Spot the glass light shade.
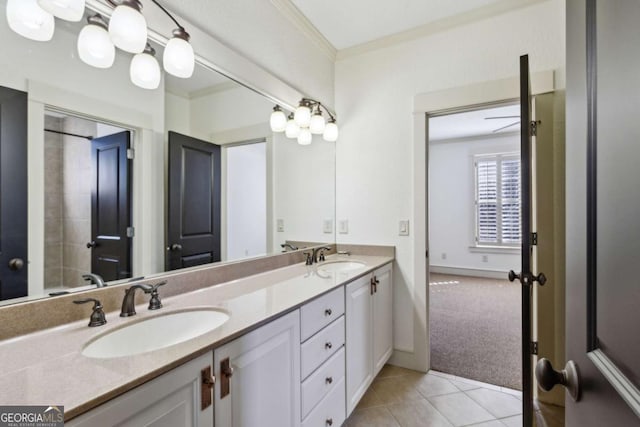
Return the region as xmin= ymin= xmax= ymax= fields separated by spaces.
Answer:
xmin=270 ymin=107 xmax=287 ymax=132
xmin=6 ymin=0 xmax=55 ymax=41
xmin=323 ymin=121 xmax=339 ymax=142
xmin=130 ymin=51 xmax=161 ymax=90
xmin=37 ymin=0 xmax=85 ymax=22
xmin=163 ymin=36 xmax=195 ymax=78
xmin=285 ymin=117 xmax=300 ymax=139
xmin=297 ymin=128 xmax=312 ymax=145
xmin=108 ymin=2 xmax=147 ymax=54
xmin=309 ymin=112 xmax=326 ymax=134
xmin=294 ymin=103 xmax=311 ymax=127
xmin=77 ymin=23 xmax=115 ymax=68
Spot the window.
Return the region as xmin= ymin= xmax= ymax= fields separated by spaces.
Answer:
xmin=474 ymin=153 xmax=521 ymax=246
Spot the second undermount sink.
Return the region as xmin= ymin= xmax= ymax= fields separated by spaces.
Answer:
xmin=317 ymin=260 xmax=366 ymax=273
xmin=82 ymin=309 xmax=229 ymax=359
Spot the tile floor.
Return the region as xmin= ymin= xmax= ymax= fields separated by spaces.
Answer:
xmin=344 ymin=365 xmax=564 ymax=427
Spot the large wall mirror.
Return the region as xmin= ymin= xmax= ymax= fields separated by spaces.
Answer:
xmin=0 ymin=1 xmax=336 ymax=305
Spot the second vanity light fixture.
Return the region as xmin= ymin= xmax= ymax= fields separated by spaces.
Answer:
xmin=270 ymin=99 xmax=339 ymax=144
xmin=6 ymin=0 xmax=195 ymax=90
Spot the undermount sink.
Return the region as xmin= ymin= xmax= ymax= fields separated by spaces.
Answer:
xmin=82 ymin=309 xmax=230 ymax=359
xmin=317 ymin=260 xmax=366 ymax=273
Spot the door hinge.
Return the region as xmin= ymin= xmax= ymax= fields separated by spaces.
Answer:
xmin=126 ymin=227 xmax=135 ymax=238
xmin=530 ymin=120 xmax=540 ymax=137
xmin=531 ymin=341 xmax=539 ymax=355
xmin=426 ymin=250 xmax=429 ymax=258
xmin=127 ymin=148 xmax=135 ymax=159
xmin=531 ymin=232 xmax=538 ymax=246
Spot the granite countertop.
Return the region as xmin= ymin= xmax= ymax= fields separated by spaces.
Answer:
xmin=0 ymin=254 xmax=393 ymax=420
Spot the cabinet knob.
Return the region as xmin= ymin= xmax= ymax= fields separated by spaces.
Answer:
xmin=326 ymin=418 xmax=333 ymax=426
xmin=325 ymin=376 xmax=333 ymax=384
xmin=325 ymin=308 xmax=332 ymax=316
xmin=325 ymin=342 xmax=332 ymax=350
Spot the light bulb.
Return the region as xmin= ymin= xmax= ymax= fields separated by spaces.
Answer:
xmin=294 ymin=101 xmax=311 ymax=127
xmin=77 ymin=15 xmax=115 ymax=69
xmin=285 ymin=115 xmax=300 ymax=139
xmin=130 ymin=45 xmax=161 ymax=90
xmin=37 ymin=0 xmax=84 ymax=22
xmin=163 ymin=28 xmax=195 ymax=78
xmin=309 ymin=110 xmax=326 ymax=134
xmin=108 ymin=0 xmax=147 ymax=54
xmin=298 ymin=128 xmax=312 ymax=145
xmin=6 ymin=0 xmax=55 ymax=42
xmin=323 ymin=120 xmax=339 ymax=142
xmin=270 ymin=106 xmax=287 ymax=132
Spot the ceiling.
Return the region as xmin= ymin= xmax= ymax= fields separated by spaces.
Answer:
xmin=428 ymin=104 xmax=520 ymax=141
xmin=290 ymin=0 xmax=509 ymax=50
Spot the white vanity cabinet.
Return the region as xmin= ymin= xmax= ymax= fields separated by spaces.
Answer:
xmin=345 ymin=263 xmax=393 ymax=416
xmin=213 ymin=309 xmax=301 ymax=427
xmin=66 ymin=352 xmax=215 ymax=427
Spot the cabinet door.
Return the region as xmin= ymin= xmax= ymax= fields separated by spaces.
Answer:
xmin=372 ymin=263 xmax=393 ymax=376
xmin=214 ymin=310 xmax=300 ymax=427
xmin=345 ymin=275 xmax=373 ymax=416
xmin=66 ymin=352 xmax=214 ymax=427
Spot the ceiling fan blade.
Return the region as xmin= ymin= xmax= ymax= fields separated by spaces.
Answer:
xmin=492 ymin=121 xmax=521 ymax=133
xmin=484 ymin=115 xmax=520 ymax=120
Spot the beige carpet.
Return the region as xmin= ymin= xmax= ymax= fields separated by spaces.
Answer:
xmin=429 ymin=273 xmax=522 ymax=390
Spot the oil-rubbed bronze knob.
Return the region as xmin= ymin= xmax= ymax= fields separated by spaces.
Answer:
xmin=86 ymin=241 xmax=97 ymax=248
xmin=325 ymin=308 xmax=332 ymax=316
xmin=325 ymin=376 xmax=333 ymax=384
xmin=535 ymin=358 xmax=580 ymax=401
xmin=8 ymin=258 xmax=24 ymax=271
xmin=326 ymin=418 xmax=333 ymax=426
xmin=325 ymin=342 xmax=332 ymax=350
xmin=167 ymin=243 xmax=182 ymax=251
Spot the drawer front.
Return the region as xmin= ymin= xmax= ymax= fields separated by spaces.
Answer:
xmin=302 ymin=376 xmax=346 ymax=427
xmin=301 ymin=286 xmax=345 ymax=342
xmin=301 ymin=347 xmax=345 ymax=418
xmin=301 ymin=316 xmax=345 ymax=380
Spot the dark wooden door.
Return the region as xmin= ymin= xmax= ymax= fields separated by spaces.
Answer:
xmin=89 ymin=131 xmax=132 ymax=281
xmin=167 ymin=131 xmax=221 ymax=270
xmin=563 ymin=1 xmax=640 ymax=425
xmin=0 ymin=86 xmax=27 ymax=301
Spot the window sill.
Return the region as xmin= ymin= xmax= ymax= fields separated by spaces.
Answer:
xmin=468 ymin=245 xmax=520 ymax=254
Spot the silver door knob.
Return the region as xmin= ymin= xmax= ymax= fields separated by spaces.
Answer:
xmin=535 ymin=358 xmax=580 ymax=401
xmin=8 ymin=258 xmax=24 ymax=271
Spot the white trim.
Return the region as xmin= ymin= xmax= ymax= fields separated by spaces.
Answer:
xmin=429 ymin=266 xmax=509 ymax=280
xmin=588 ymin=349 xmax=640 ymax=419
xmin=468 ymin=246 xmax=520 ymax=254
xmin=270 ymin=0 xmax=337 ymax=61
xmin=336 ymin=0 xmax=548 ymax=60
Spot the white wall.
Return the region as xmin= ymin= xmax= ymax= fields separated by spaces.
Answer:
xmin=429 ymin=134 xmax=520 ymax=273
xmin=335 ymin=0 xmax=565 ymax=366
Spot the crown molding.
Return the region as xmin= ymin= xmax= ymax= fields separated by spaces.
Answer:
xmin=270 ymin=0 xmax=337 ymax=61
xmin=336 ymin=0 xmax=548 ymax=60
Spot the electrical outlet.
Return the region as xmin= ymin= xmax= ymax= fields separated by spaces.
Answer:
xmin=399 ymin=220 xmax=410 ymax=236
xmin=277 ymin=219 xmax=284 ymax=232
xmin=441 ymin=253 xmax=447 ymax=260
xmin=339 ymin=220 xmax=349 ymax=234
xmin=482 ymin=255 xmax=489 ymax=263
xmin=323 ymin=219 xmax=333 ymax=234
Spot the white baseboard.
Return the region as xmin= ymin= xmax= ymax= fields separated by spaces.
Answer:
xmin=429 ymin=265 xmax=509 ymax=280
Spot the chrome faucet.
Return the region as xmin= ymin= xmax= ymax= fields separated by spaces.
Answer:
xmin=82 ymin=273 xmax=106 ymax=288
xmin=312 ymin=246 xmax=332 ymax=264
xmin=120 ymin=284 xmax=153 ymax=317
xmin=281 ymin=243 xmax=299 ymax=252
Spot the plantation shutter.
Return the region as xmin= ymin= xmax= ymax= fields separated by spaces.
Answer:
xmin=476 ymin=159 xmax=498 ymax=243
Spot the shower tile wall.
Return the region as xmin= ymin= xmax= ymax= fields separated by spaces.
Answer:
xmin=44 ymin=116 xmax=63 ymax=289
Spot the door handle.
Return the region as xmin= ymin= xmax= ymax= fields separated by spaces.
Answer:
xmin=86 ymin=241 xmax=98 ymax=249
xmin=167 ymin=243 xmax=183 ymax=251
xmin=535 ymin=358 xmax=580 ymax=401
xmin=508 ymin=270 xmax=547 ymax=286
xmin=8 ymin=258 xmax=24 ymax=271
xmin=200 ymin=366 xmax=215 ymax=410
xmin=220 ymin=357 xmax=234 ymax=399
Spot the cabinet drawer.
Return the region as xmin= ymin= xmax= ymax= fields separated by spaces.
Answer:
xmin=301 ymin=286 xmax=345 ymax=342
xmin=301 ymin=376 xmax=346 ymax=427
xmin=301 ymin=316 xmax=345 ymax=380
xmin=301 ymin=347 xmax=345 ymax=418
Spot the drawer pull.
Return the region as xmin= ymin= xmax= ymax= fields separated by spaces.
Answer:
xmin=326 ymin=418 xmax=333 ymax=426
xmin=325 ymin=308 xmax=332 ymax=316
xmin=325 ymin=376 xmax=333 ymax=384
xmin=325 ymin=342 xmax=332 ymax=350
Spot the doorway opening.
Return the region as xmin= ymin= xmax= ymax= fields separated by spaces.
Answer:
xmin=427 ymin=102 xmax=523 ymax=391
xmin=43 ymin=109 xmax=132 ymax=291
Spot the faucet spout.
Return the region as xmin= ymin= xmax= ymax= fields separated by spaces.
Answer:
xmin=83 ymin=273 xmax=106 ymax=288
xmin=281 ymin=243 xmax=299 ymax=252
xmin=312 ymin=246 xmax=332 ymax=264
xmin=120 ymin=284 xmax=153 ymax=317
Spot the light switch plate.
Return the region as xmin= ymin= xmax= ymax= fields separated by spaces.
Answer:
xmin=323 ymin=219 xmax=333 ymax=234
xmin=277 ymin=219 xmax=284 ymax=232
xmin=339 ymin=220 xmax=349 ymax=234
xmin=399 ymin=220 xmax=410 ymax=236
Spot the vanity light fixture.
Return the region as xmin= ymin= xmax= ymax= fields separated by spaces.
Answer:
xmin=163 ymin=27 xmax=195 ymax=78
xmin=270 ymin=105 xmax=287 ymax=132
xmin=107 ymin=0 xmax=147 ymax=54
xmin=130 ymin=43 xmax=161 ymax=90
xmin=270 ymin=98 xmax=338 ymax=143
xmin=77 ymin=14 xmax=115 ymax=69
xmin=37 ymin=0 xmax=85 ymax=22
xmin=6 ymin=0 xmax=55 ymax=42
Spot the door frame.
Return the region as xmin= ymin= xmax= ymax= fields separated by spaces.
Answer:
xmin=406 ymin=70 xmax=556 ymax=375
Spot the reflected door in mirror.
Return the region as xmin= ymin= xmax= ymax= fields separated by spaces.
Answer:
xmin=168 ymin=132 xmax=221 ymax=270
xmin=0 ymin=86 xmax=28 ymax=301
